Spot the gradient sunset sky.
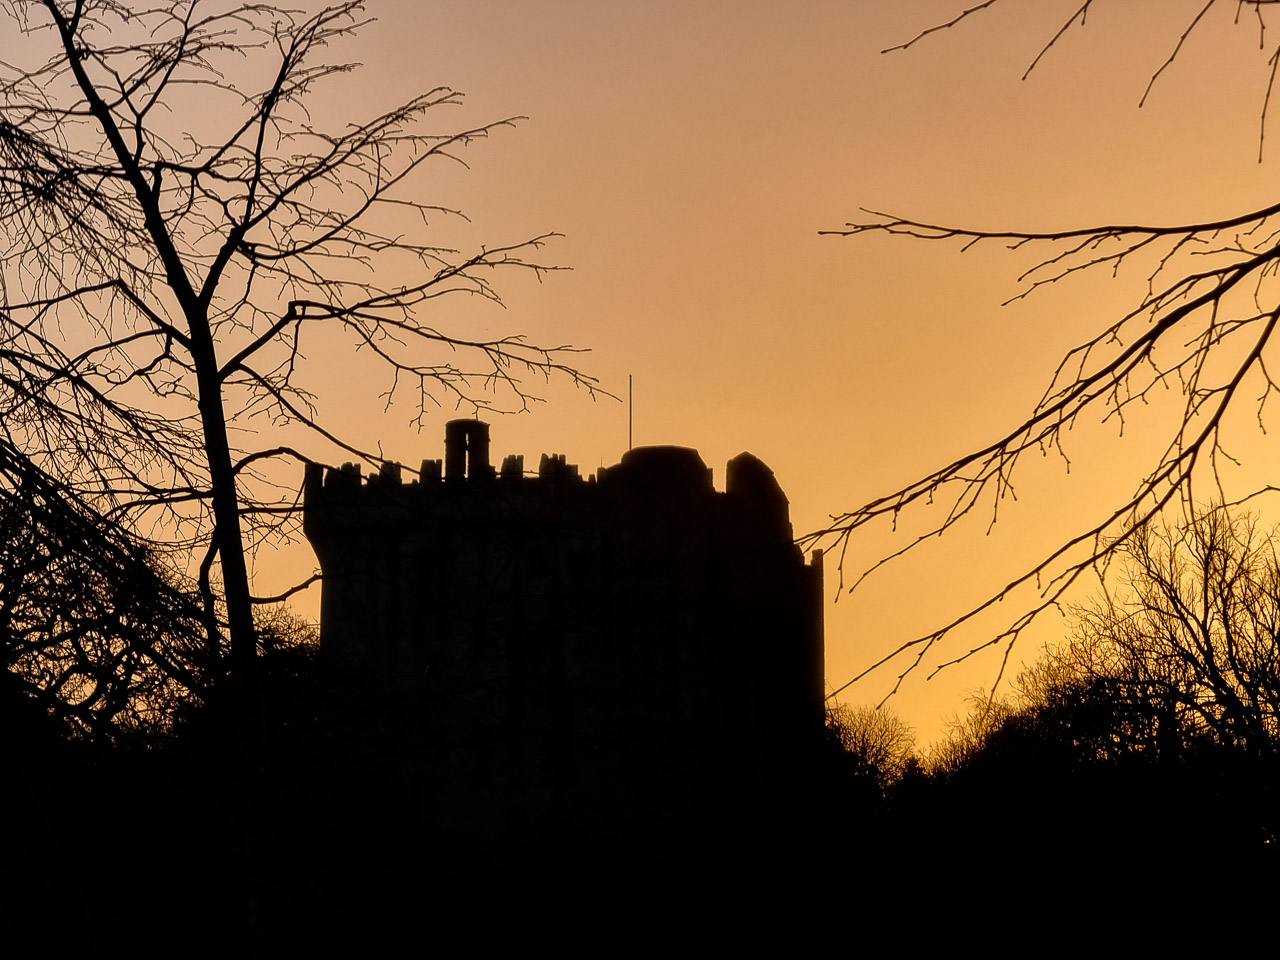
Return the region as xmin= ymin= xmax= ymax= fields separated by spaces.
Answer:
xmin=56 ymin=0 xmax=1280 ymax=745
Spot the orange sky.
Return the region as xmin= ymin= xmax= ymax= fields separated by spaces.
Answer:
xmin=10 ymin=1 xmax=1276 ymax=746
xmin=243 ymin=0 xmax=1280 ymax=746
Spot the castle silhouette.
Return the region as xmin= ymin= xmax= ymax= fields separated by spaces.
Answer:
xmin=304 ymin=419 xmax=824 ymax=862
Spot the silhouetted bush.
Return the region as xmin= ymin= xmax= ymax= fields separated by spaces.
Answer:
xmin=914 ymin=510 xmax=1280 ymax=874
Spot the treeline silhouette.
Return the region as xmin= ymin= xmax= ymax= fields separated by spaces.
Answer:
xmin=7 ymin=502 xmax=1280 ymax=938
xmin=830 ymin=508 xmax=1280 ymax=892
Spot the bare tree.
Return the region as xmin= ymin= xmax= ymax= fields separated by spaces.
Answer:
xmin=0 ymin=0 xmax=598 ymax=717
xmin=1066 ymin=507 xmax=1280 ymax=757
xmin=923 ymin=694 xmax=1012 ymax=781
xmin=927 ymin=507 xmax=1280 ymax=773
xmin=816 ymin=1 xmax=1280 ymax=698
xmin=826 ymin=702 xmax=916 ymax=786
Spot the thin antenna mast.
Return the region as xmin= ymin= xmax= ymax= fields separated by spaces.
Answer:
xmin=628 ymin=374 xmax=633 ymax=451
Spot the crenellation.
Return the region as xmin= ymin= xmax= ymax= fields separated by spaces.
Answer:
xmin=320 ymin=461 xmax=361 ymax=494
xmin=500 ymin=453 xmax=524 ymax=478
xmin=537 ymin=451 xmax=580 ymax=480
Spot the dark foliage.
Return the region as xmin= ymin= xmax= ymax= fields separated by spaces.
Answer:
xmin=0 ymin=438 xmax=206 ymax=741
xmin=899 ymin=512 xmax=1280 ymax=878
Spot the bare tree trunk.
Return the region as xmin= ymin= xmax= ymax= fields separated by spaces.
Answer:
xmin=190 ymin=324 xmax=259 ymax=719
xmin=47 ymin=2 xmax=258 ymax=712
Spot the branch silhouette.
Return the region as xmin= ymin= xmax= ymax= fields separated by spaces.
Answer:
xmin=0 ymin=0 xmax=600 ymax=720
xmin=817 ymin=3 xmax=1280 ymax=699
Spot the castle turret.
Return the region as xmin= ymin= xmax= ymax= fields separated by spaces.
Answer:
xmin=445 ymin=418 xmax=492 ymax=481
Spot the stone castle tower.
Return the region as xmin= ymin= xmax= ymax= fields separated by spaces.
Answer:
xmin=303 ymin=419 xmax=824 ymax=851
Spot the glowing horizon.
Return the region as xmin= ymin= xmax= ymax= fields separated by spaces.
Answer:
xmin=9 ymin=0 xmax=1280 ymax=747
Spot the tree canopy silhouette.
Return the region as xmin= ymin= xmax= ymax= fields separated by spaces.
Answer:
xmin=0 ymin=435 xmax=206 ymax=740
xmin=915 ymin=510 xmax=1280 ymax=861
xmin=0 ymin=0 xmax=597 ymax=716
xmin=1059 ymin=507 xmax=1280 ymax=758
xmin=825 ymin=702 xmax=915 ymax=790
xmin=818 ymin=1 xmax=1280 ymax=697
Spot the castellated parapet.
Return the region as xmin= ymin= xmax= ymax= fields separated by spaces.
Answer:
xmin=303 ymin=419 xmax=824 ymax=852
